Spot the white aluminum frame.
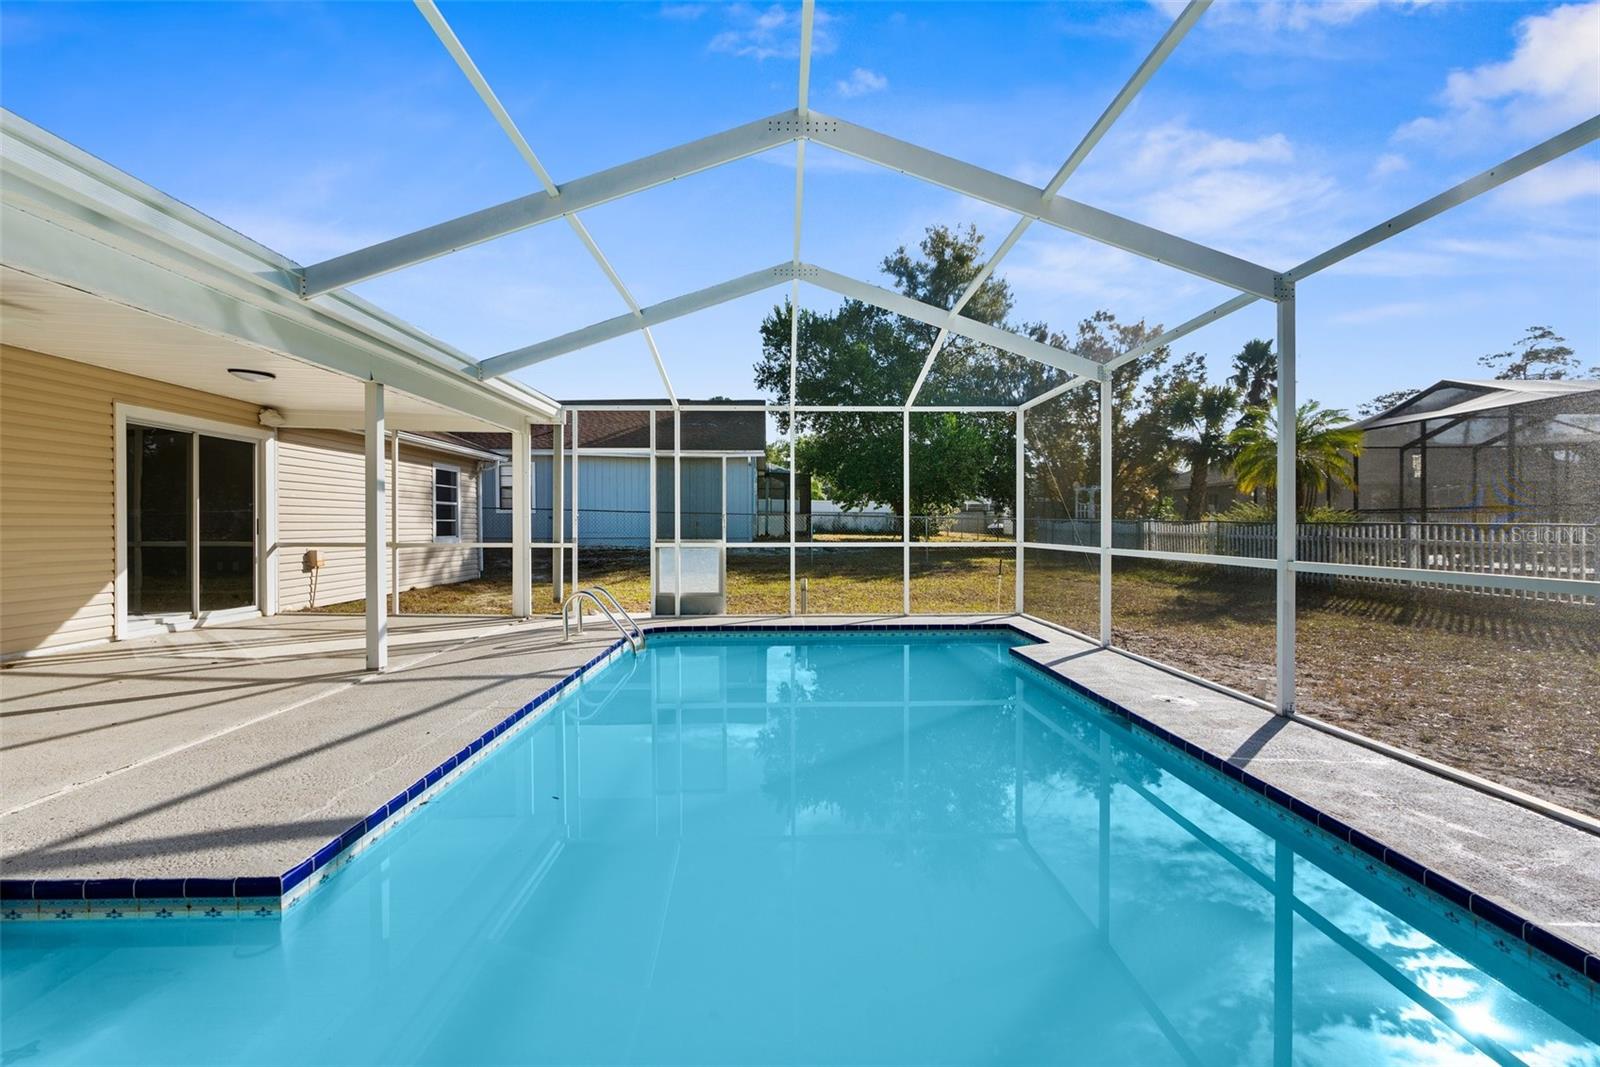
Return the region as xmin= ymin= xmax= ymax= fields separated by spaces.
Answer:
xmin=273 ymin=1 xmax=1598 ymax=720
xmin=431 ymin=462 xmax=463 ymax=544
xmin=413 ymin=0 xmax=679 ymax=404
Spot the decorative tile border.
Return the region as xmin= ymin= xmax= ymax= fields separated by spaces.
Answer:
xmin=1 ymin=637 xmax=634 ymax=923
xmin=1003 ymin=642 xmax=1600 ymax=990
xmin=4 ymin=614 xmax=1594 ymax=998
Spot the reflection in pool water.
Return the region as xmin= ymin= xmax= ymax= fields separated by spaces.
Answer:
xmin=2 ymin=631 xmax=1596 ymax=1065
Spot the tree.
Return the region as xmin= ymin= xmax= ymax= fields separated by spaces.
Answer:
xmin=1022 ymin=313 xmax=1206 ymax=522
xmin=754 ymin=223 xmax=1208 ymax=526
xmin=1229 ymin=339 xmax=1277 ymax=410
xmin=1227 ymin=400 xmax=1363 ymax=518
xmin=1171 ymin=381 xmax=1240 ymax=520
xmin=1357 ymin=388 xmax=1420 ymax=418
xmin=1477 ymin=326 xmax=1595 ymax=380
xmin=753 ymin=225 xmax=1023 ymax=524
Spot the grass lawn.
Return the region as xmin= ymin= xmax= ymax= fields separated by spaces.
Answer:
xmin=305 ymin=550 xmax=1599 ymax=816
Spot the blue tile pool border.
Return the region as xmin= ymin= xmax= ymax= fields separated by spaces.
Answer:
xmin=3 ymin=616 xmax=1595 ymax=991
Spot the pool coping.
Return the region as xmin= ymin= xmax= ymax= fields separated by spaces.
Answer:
xmin=3 ymin=618 xmax=1596 ymax=989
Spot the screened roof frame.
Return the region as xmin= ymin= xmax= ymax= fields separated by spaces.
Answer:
xmin=290 ymin=0 xmax=1599 ymax=422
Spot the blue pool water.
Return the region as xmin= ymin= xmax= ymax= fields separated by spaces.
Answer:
xmin=2 ymin=630 xmax=1596 ymax=1065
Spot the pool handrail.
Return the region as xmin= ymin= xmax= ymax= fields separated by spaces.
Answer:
xmin=586 ymin=586 xmax=644 ymax=646
xmin=561 ymin=589 xmax=643 ymax=654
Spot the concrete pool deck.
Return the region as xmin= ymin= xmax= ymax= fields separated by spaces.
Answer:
xmin=1 ymin=612 xmax=1596 ymax=965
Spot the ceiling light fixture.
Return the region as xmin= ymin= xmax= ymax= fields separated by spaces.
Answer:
xmin=228 ymin=368 xmax=276 ymax=383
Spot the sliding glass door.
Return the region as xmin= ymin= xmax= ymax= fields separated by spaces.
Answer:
xmin=125 ymin=423 xmax=257 ymax=620
xmin=125 ymin=425 xmax=192 ymax=616
xmin=199 ymin=435 xmax=256 ymax=611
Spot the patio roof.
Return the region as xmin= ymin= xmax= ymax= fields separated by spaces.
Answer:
xmin=0 ymin=109 xmax=561 ymax=433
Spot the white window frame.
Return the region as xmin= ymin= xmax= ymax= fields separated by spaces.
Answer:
xmin=113 ymin=403 xmax=277 ymax=640
xmin=433 ymin=462 xmax=462 ymax=543
xmin=495 ymin=460 xmax=533 ymax=512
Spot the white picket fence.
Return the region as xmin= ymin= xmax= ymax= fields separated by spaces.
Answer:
xmin=1026 ymin=519 xmax=1597 ymax=601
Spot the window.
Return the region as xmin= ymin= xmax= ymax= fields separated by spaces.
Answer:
xmin=495 ymin=462 xmax=532 ymax=511
xmin=434 ymin=465 xmax=460 ymax=541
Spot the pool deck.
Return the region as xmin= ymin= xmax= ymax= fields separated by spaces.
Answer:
xmin=2 ymin=612 xmax=1597 ymax=968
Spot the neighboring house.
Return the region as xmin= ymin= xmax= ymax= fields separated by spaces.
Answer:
xmin=456 ymin=403 xmax=776 ymax=548
xmin=1161 ymin=379 xmax=1600 ymax=522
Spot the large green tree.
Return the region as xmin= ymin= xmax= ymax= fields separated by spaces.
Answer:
xmin=754 ymin=225 xmax=1023 ymax=524
xmin=755 ymin=223 xmax=1208 ymax=526
xmin=997 ymin=311 xmax=1211 ymax=523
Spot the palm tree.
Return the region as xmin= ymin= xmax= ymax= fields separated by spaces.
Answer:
xmin=1228 ymin=400 xmax=1362 ymax=517
xmin=1229 ymin=339 xmax=1277 ymax=411
xmin=1172 ymin=382 xmax=1240 ymax=520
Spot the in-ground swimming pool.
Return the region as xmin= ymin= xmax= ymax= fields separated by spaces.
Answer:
xmin=2 ymin=629 xmax=1596 ymax=1065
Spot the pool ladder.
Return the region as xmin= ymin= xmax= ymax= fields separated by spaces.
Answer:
xmin=561 ymin=586 xmax=645 ymax=654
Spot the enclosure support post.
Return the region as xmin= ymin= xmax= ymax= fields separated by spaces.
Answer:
xmin=674 ymin=408 xmax=682 ymax=617
xmin=1014 ymin=407 xmax=1025 ymax=614
xmin=788 ymin=285 xmax=799 ymax=617
xmin=390 ymin=432 xmax=401 ymax=617
xmin=1098 ymin=373 xmax=1112 ymax=647
xmin=363 ymin=380 xmax=388 ymax=672
xmin=1275 ymin=285 xmax=1297 ymax=714
xmin=552 ymin=412 xmax=565 ymax=603
xmin=649 ymin=409 xmax=658 ymax=615
xmin=511 ymin=422 xmax=531 ymax=618
xmin=572 ymin=410 xmax=581 ymax=593
xmin=902 ymin=410 xmax=911 ymax=615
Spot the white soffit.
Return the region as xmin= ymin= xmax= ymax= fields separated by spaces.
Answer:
xmin=0 ymin=267 xmax=504 ymax=431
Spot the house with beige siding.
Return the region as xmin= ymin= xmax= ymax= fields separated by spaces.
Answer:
xmin=0 ymin=110 xmax=559 ymax=669
xmin=273 ymin=427 xmax=498 ymax=613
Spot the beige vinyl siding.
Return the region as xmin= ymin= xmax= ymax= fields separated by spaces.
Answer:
xmin=0 ymin=345 xmax=259 ymax=657
xmin=276 ymin=430 xmax=483 ymax=612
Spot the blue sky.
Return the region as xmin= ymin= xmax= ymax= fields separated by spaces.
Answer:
xmin=2 ymin=0 xmax=1597 ymax=412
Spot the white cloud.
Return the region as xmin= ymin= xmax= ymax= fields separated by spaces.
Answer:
xmin=1077 ymin=121 xmax=1338 ymax=258
xmin=659 ymin=3 xmax=708 ymax=20
xmin=1370 ymin=152 xmax=1409 ymax=179
xmin=1124 ymin=125 xmax=1293 ymax=179
xmin=706 ymin=3 xmax=836 ymax=61
xmin=1152 ymin=0 xmax=1436 ymax=33
xmin=1493 ymin=156 xmax=1600 ymax=208
xmin=1006 ymin=234 xmax=1175 ymax=308
xmin=1329 ymin=231 xmax=1596 ymax=278
xmin=1397 ymin=1 xmax=1600 ymax=145
xmin=834 ymin=67 xmax=887 ymax=98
